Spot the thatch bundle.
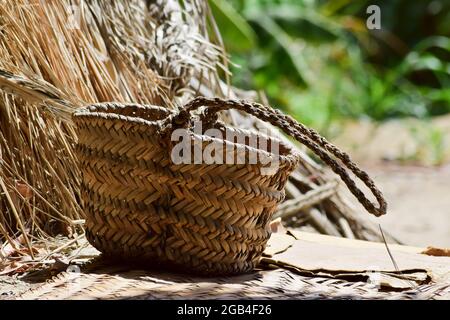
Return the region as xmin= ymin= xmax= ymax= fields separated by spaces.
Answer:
xmin=0 ymin=0 xmax=395 ymax=254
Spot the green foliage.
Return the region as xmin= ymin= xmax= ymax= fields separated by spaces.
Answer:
xmin=209 ymin=0 xmax=257 ymax=52
xmin=211 ymin=0 xmax=450 ymax=130
xmin=407 ymin=122 xmax=446 ymax=166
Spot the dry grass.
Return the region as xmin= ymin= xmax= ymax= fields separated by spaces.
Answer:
xmin=0 ymin=0 xmax=227 ymax=252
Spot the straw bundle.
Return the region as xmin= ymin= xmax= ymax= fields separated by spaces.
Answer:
xmin=0 ymin=0 xmax=395 ymax=253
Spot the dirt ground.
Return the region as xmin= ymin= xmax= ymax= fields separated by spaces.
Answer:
xmin=365 ymin=164 xmax=450 ymax=248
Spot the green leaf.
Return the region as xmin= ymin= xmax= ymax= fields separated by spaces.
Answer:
xmin=403 ymin=53 xmax=450 ymax=75
xmin=247 ymin=15 xmax=311 ymax=86
xmin=423 ymin=88 xmax=450 ymax=103
xmin=209 ymin=0 xmax=256 ymax=53
xmin=255 ymin=4 xmax=349 ymax=40
xmin=413 ymin=36 xmax=450 ymax=53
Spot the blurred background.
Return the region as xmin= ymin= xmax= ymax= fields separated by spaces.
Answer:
xmin=210 ymin=0 xmax=450 ymax=247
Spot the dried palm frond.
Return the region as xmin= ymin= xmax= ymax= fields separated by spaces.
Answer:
xmin=0 ymin=0 xmax=227 ymax=249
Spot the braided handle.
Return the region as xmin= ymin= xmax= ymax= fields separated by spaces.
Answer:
xmin=168 ymin=97 xmax=387 ymax=217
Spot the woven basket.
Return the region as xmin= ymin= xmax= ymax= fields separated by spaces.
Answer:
xmin=73 ymin=97 xmax=386 ymax=275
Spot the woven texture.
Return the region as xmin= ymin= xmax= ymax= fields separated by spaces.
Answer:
xmin=73 ymin=102 xmax=298 ymax=274
xmin=73 ymin=97 xmax=387 ymax=275
xmin=17 ymin=266 xmax=450 ymax=300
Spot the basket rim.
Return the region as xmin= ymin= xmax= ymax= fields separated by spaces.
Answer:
xmin=73 ymin=102 xmax=171 ymax=123
xmin=73 ymin=102 xmax=301 ymax=167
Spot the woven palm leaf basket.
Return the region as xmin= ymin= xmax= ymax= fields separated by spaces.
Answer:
xmin=73 ymin=97 xmax=387 ymax=275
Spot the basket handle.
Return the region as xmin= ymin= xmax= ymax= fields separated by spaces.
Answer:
xmin=164 ymin=97 xmax=387 ymax=217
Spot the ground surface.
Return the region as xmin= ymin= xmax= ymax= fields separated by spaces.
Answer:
xmin=367 ymin=164 xmax=450 ymax=248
